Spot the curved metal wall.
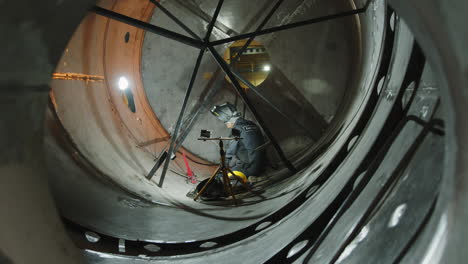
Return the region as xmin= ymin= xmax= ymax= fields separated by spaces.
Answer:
xmin=0 ymin=0 xmax=466 ymax=263
xmin=49 ymin=0 xmax=216 ymax=205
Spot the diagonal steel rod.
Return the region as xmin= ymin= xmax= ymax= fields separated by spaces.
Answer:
xmin=173 ymin=73 xmax=224 ymax=153
xmin=170 ymin=0 xmax=279 ymax=155
xmin=231 ymin=69 xmax=321 ymax=140
xmin=173 ymin=0 xmax=238 ymax=37
xmin=147 ymin=151 xmax=168 ymax=179
xmin=210 ymin=6 xmax=367 ymax=46
xmin=223 ymin=0 xmax=317 ymax=138
xmin=155 ymin=0 xmax=224 ymax=186
xmin=208 ymin=46 xmax=297 ymax=173
xmin=147 ymin=0 xmax=223 ymax=154
xmin=148 ymin=0 xmax=222 ymax=157
xmin=146 ymin=73 xmax=223 ymax=177
xmin=150 ymin=0 xmax=202 ymax=40
xmin=230 ymin=0 xmax=284 ymax=64
xmin=149 ymin=49 xmax=205 ymax=184
xmin=204 ymin=0 xmax=224 ymax=41
xmin=91 ymin=6 xmax=204 ymax=49
xmin=154 ymin=0 xmax=284 ymax=154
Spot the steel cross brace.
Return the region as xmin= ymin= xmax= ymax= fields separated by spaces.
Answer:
xmin=146 ymin=0 xmax=295 ymax=182
xmin=90 ymin=0 xmax=370 ymax=49
xmin=90 ymin=6 xmax=204 ymax=49
xmin=209 ymin=1 xmax=371 ymax=46
xmin=149 ymin=0 xmax=202 ymax=41
xmin=207 ymin=45 xmax=297 ymax=174
xmin=148 ymin=0 xmax=225 ymax=185
xmin=229 ymin=0 xmax=285 ymax=64
xmin=90 ymin=0 xmax=372 ymax=185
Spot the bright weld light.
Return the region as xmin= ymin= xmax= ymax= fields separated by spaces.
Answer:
xmin=263 ymin=65 xmax=271 ymax=72
xmin=118 ymin=76 xmax=129 ymax=90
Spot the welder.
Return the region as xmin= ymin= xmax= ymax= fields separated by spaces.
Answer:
xmin=196 ymin=102 xmax=266 ymax=200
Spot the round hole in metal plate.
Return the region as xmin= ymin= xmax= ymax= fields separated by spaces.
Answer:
xmin=353 ymin=170 xmax=367 ymax=189
xmin=312 ymin=164 xmax=322 ymax=173
xmin=377 ymin=76 xmax=385 ymax=95
xmin=390 ymin=12 xmax=396 ymax=31
xmin=287 ymin=240 xmax=309 ymax=258
xmin=85 ymin=231 xmax=101 ymax=243
xmin=144 ymin=244 xmax=161 ymax=252
xmin=200 ymin=241 xmax=218 ymax=248
xmin=255 ymin=221 xmax=272 ymax=231
xmin=347 ymin=135 xmax=359 ymax=152
xmin=306 ymin=185 xmax=320 ymax=198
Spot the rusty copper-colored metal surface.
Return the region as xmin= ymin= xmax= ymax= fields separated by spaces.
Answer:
xmin=51 ymin=0 xmax=215 ymax=197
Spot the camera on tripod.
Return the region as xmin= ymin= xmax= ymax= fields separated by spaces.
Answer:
xmin=198 ymin=128 xmax=241 ymax=141
xmin=199 ymin=129 xmax=212 ymax=140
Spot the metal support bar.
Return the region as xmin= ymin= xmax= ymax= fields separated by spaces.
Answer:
xmin=143 ymin=76 xmax=223 ymax=176
xmin=154 ymin=1 xmax=224 ymax=186
xmin=210 ymin=7 xmax=367 ymax=46
xmin=208 ymin=46 xmax=297 ymax=173
xmin=173 ymin=0 xmax=238 ymax=37
xmin=143 ymin=0 xmax=369 ymax=182
xmin=146 ymin=151 xmax=168 ymax=180
xmin=91 ymin=6 xmax=204 ymax=49
xmin=204 ymin=0 xmax=224 ymax=41
xmin=173 ymin=73 xmax=224 ymax=153
xmin=148 ymin=0 xmax=223 ymax=155
xmin=231 ymin=69 xmax=319 ymax=140
xmin=146 ymin=0 xmax=225 ymax=156
xmin=146 ymin=0 xmax=224 ymax=165
xmin=150 ymin=0 xmax=202 ymax=40
xmin=230 ymin=0 xmax=284 ymax=64
xmin=150 ymin=49 xmax=205 ymax=184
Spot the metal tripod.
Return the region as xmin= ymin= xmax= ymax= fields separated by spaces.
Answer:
xmin=193 ymin=137 xmax=253 ymax=205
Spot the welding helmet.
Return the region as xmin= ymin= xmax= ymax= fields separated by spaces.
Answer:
xmin=210 ymin=102 xmax=241 ymax=123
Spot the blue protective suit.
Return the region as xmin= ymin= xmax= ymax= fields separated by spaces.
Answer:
xmin=226 ymin=118 xmax=266 ymax=177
